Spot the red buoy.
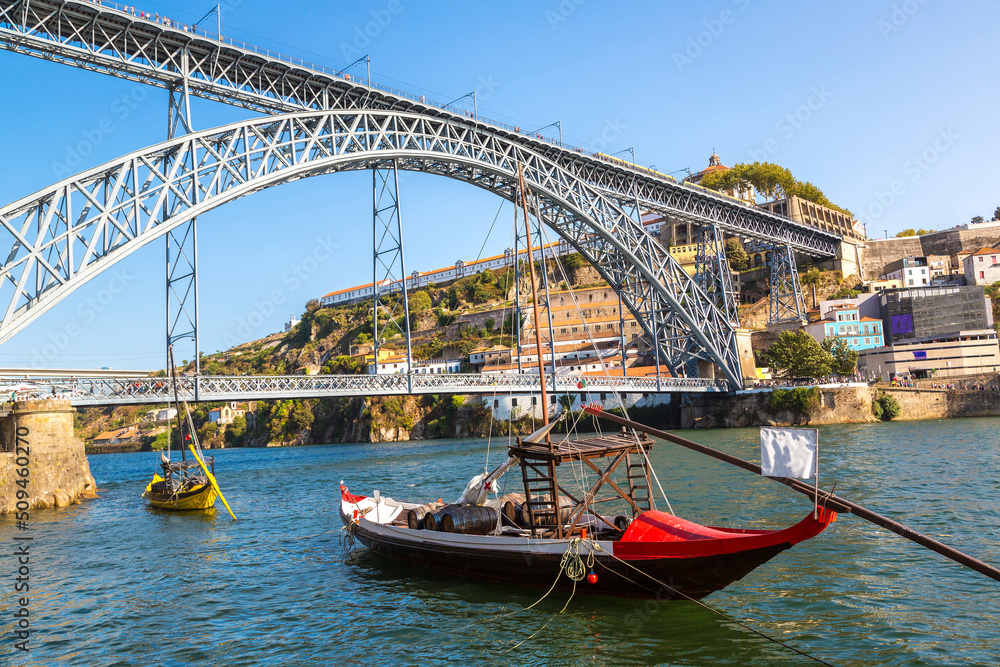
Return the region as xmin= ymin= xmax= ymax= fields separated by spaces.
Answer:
xmin=587 ymin=571 xmax=598 ymax=584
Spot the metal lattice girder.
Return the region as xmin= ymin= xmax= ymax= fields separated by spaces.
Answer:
xmin=371 ymin=159 xmax=412 ymax=364
xmin=769 ymin=245 xmax=807 ymax=324
xmin=165 ymin=82 xmax=199 ymax=376
xmin=0 ymin=0 xmax=840 ymax=258
xmin=0 ymin=110 xmax=747 ymax=386
xmin=0 ymin=372 xmax=730 ymax=406
xmin=695 ymin=224 xmax=739 ymax=326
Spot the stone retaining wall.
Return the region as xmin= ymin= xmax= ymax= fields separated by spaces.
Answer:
xmin=879 ymin=387 xmax=1000 ymax=421
xmin=0 ymin=399 xmax=98 ymax=513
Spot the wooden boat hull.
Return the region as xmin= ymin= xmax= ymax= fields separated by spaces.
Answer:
xmin=143 ymin=474 xmax=217 ymax=511
xmin=340 ymin=486 xmax=835 ymax=600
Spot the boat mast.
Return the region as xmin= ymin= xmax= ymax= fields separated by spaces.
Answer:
xmin=516 ymin=163 xmax=550 ymax=436
xmin=167 ymin=345 xmax=186 ymax=462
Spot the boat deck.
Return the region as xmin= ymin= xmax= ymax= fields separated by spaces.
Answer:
xmin=508 ymin=431 xmax=653 ymax=463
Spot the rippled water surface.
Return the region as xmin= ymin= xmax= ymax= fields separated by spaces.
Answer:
xmin=3 ymin=417 xmax=1000 ymax=666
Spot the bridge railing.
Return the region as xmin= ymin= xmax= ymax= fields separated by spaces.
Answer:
xmin=0 ymin=372 xmax=729 ymax=405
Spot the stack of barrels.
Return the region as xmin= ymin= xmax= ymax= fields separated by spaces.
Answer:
xmin=407 ymin=492 xmax=536 ymax=535
xmin=503 ymin=493 xmax=575 ymax=526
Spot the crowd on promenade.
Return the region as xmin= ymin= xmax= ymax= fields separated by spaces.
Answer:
xmin=87 ymin=0 xmax=203 ymax=34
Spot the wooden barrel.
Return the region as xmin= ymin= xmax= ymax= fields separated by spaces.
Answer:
xmin=442 ymin=505 xmax=500 ymax=535
xmin=501 ymin=493 xmax=526 ymax=526
xmin=407 ymin=502 xmax=443 ymax=530
xmin=423 ymin=504 xmax=462 ymax=531
xmin=520 ymin=496 xmax=575 ymax=526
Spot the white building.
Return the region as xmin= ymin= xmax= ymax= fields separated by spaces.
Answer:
xmin=145 ymin=407 xmax=178 ymax=422
xmin=963 ymin=247 xmax=1000 ymax=286
xmin=485 ymin=391 xmax=670 ymax=421
xmin=882 ymin=257 xmax=930 ymax=287
xmin=318 ymin=215 xmax=665 ymax=309
xmin=367 ymin=357 xmax=461 ymax=375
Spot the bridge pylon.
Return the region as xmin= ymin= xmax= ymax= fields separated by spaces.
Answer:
xmin=768 ymin=244 xmax=807 ymax=324
xmin=694 ymin=224 xmax=739 ymax=326
xmin=165 ymin=73 xmax=200 ymax=390
xmin=372 ymin=159 xmax=413 ymax=386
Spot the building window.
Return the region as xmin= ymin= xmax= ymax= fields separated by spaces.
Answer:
xmin=511 ymin=398 xmax=518 ymax=407
xmin=980 ymin=271 xmax=985 ymax=279
xmin=531 ymin=397 xmax=537 ymax=406
xmin=494 ymin=400 xmax=499 ymax=408
xmin=865 ymin=337 xmax=870 ymax=344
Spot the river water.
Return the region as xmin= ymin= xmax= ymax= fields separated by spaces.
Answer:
xmin=2 ymin=417 xmax=1000 ymax=666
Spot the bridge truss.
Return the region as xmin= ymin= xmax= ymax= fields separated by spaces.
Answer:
xmin=0 ymin=110 xmax=746 ymax=385
xmin=0 ymin=0 xmax=847 ymax=390
xmin=0 ymin=372 xmax=729 ymax=407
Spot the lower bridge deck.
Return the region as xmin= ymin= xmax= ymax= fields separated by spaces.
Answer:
xmin=0 ymin=373 xmax=730 ymax=406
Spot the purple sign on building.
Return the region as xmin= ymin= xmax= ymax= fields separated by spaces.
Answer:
xmin=891 ymin=314 xmax=914 ymax=335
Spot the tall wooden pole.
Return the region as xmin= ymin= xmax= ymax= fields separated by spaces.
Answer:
xmin=517 ymin=164 xmax=550 ymax=432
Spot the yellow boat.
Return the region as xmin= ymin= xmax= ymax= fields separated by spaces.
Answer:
xmin=143 ymin=471 xmax=218 ymax=511
xmin=141 ymin=345 xmax=236 ymax=520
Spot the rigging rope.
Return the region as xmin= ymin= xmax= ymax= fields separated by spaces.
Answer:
xmin=588 ymin=541 xmax=836 ymax=667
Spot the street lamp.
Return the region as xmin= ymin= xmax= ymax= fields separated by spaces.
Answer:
xmin=445 ymin=91 xmax=477 ymax=122
xmin=531 ymin=121 xmax=562 ymax=145
xmin=336 ymin=54 xmax=371 ymax=87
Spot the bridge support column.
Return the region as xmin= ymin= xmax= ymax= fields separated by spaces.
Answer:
xmin=695 ymin=224 xmax=739 ymax=326
xmin=165 ymin=70 xmax=200 ymax=392
xmin=372 ymin=160 xmax=413 ymax=388
xmin=0 ymin=399 xmax=97 ymax=514
xmin=768 ymin=245 xmax=806 ymax=325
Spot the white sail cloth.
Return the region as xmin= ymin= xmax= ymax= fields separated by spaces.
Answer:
xmin=760 ymin=427 xmax=818 ymax=479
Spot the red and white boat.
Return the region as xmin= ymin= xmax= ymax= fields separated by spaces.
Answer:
xmin=339 ymin=422 xmax=836 ymax=600
xmin=340 ymin=165 xmax=835 ymax=599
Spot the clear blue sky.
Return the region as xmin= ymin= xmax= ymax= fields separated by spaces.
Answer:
xmin=1 ymin=0 xmax=997 ymax=370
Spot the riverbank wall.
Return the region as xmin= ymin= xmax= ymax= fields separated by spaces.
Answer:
xmin=680 ymin=384 xmax=876 ymax=429
xmin=1 ymin=399 xmax=98 ymax=513
xmin=879 ymin=387 xmax=1000 ymax=420
xmin=680 ymin=384 xmax=1000 ymax=429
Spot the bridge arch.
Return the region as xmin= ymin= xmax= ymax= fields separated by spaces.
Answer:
xmin=0 ymin=110 xmax=742 ymax=386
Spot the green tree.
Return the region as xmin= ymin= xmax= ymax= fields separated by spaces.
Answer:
xmin=994 ymin=206 xmax=1000 ymax=221
xmin=408 ymin=290 xmax=431 ymax=316
xmin=874 ymin=393 xmax=901 ymax=421
xmin=287 ymin=401 xmax=314 ymax=434
xmin=800 ymin=267 xmax=821 ymax=308
xmin=225 ymin=415 xmax=247 ymax=445
xmin=766 ymin=331 xmax=833 ymax=378
xmin=896 ymin=229 xmax=917 ymax=237
xmin=724 ymin=238 xmax=749 ymax=271
xmin=822 ymin=337 xmax=859 ymax=375
xmin=700 ymin=161 xmax=852 ymax=215
xmin=971 ymin=215 xmax=985 ymax=225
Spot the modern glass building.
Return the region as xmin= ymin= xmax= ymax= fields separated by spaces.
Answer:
xmin=880 ymin=286 xmax=991 ymax=345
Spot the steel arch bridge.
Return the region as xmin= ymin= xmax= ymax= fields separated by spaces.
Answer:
xmin=0 ymin=0 xmax=847 ymax=390
xmin=0 ymin=0 xmax=841 ymax=257
xmin=0 ymin=109 xmax=746 ymax=385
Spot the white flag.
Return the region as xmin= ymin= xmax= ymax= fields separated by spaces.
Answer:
xmin=760 ymin=427 xmax=818 ymax=479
